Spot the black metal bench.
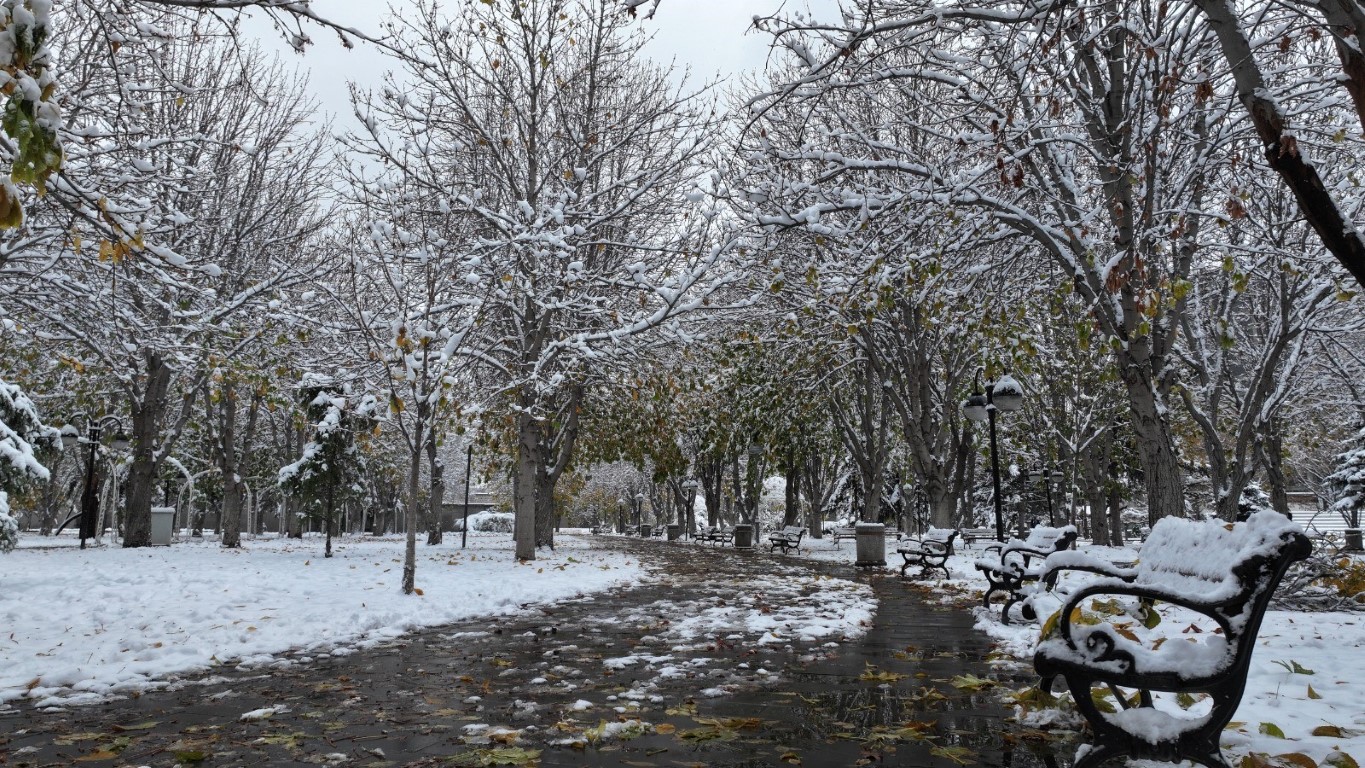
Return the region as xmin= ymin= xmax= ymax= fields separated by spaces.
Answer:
xmin=896 ymin=527 xmax=959 ymax=579
xmin=974 ymin=525 xmax=1077 ymax=624
xmin=767 ymin=525 xmax=806 ymax=554
xmin=1033 ymin=511 xmax=1310 ymax=768
xmin=959 ymin=527 xmax=996 ymax=546
xmin=830 ymin=526 xmax=858 ymax=544
xmin=698 ymin=526 xmax=734 ymax=545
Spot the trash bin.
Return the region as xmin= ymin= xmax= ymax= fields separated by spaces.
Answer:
xmin=1347 ymin=529 xmax=1363 ymax=552
xmin=639 ymin=524 xmax=652 ymax=538
xmin=666 ymin=524 xmax=681 ymax=541
xmin=855 ymin=522 xmax=886 ymax=567
xmin=150 ymin=506 xmax=175 ymax=546
xmin=733 ymin=523 xmax=754 ymax=549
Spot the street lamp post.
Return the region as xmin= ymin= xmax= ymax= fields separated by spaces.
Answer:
xmin=59 ymin=414 xmax=130 ymax=549
xmin=963 ymin=369 xmax=1024 ymax=542
xmin=1028 ymin=468 xmax=1066 ymax=526
xmin=681 ymin=478 xmax=699 ymax=539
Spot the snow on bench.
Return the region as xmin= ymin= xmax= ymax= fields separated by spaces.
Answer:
xmin=1032 ymin=510 xmax=1310 ymax=768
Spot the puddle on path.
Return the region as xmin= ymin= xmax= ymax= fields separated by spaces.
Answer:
xmin=1 ymin=538 xmax=1073 ymax=767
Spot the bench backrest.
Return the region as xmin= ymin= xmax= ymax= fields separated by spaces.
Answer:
xmin=1135 ymin=511 xmax=1310 ymax=637
xmin=1002 ymin=525 xmax=1077 ymax=557
xmin=925 ymin=527 xmax=956 ymax=543
xmin=783 ymin=525 xmax=806 ymax=535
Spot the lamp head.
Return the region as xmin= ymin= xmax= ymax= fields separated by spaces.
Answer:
xmin=60 ymin=424 xmax=80 ymax=449
xmin=111 ymin=432 xmax=131 ymax=452
xmin=991 ymin=374 xmax=1024 ymax=412
xmin=962 ymin=393 xmax=989 ymax=422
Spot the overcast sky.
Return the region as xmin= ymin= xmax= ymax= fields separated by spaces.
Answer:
xmin=243 ymin=1 xmax=839 ymax=130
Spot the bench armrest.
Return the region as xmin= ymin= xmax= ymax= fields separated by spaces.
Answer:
xmin=1055 ymin=581 xmax=1235 ymax=647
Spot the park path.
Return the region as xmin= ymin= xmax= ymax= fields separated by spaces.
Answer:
xmin=1 ymin=537 xmax=1070 ymax=767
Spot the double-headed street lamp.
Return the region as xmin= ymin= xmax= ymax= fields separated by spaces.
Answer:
xmin=59 ymin=414 xmax=130 ymax=549
xmin=962 ymin=369 xmax=1024 ymax=542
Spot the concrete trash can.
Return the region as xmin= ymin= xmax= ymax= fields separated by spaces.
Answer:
xmin=855 ymin=522 xmax=886 ymax=567
xmin=733 ymin=524 xmax=754 ymax=549
xmin=639 ymin=524 xmax=652 ymax=538
xmin=666 ymin=524 xmax=681 ymax=541
xmin=150 ymin=506 xmax=175 ymax=546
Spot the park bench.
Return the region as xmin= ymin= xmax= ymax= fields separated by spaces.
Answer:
xmin=896 ymin=527 xmax=959 ymax=579
xmin=959 ymin=527 xmax=997 ymax=547
xmin=974 ymin=524 xmax=1077 ymax=624
xmin=767 ymin=525 xmax=807 ymax=554
xmin=1033 ymin=510 xmax=1310 ymax=768
xmin=698 ymin=526 xmax=734 ymax=545
xmin=831 ymin=526 xmax=858 ymax=544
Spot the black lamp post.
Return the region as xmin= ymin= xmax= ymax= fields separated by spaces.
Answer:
xmin=461 ymin=444 xmax=473 ymax=549
xmin=682 ymin=478 xmax=699 ymax=538
xmin=1028 ymin=467 xmax=1066 ymax=526
xmin=963 ymin=369 xmax=1024 ymax=542
xmin=59 ymin=414 xmax=129 ymax=549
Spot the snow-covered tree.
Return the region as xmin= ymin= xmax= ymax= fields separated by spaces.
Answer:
xmin=1330 ymin=424 xmax=1365 ymax=532
xmin=353 ymin=0 xmax=733 ymax=560
xmin=5 ymin=13 xmax=329 ymax=547
xmin=278 ymin=376 xmax=379 ymax=558
xmin=0 ymin=377 xmax=55 ymax=551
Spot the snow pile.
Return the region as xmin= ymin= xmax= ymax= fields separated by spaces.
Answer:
xmin=659 ymin=570 xmax=874 ymax=645
xmin=0 ymin=532 xmax=641 ymax=708
xmin=453 ymin=510 xmax=514 ymax=533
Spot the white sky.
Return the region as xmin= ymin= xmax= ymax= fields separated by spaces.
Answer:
xmin=243 ymin=1 xmax=840 ymax=130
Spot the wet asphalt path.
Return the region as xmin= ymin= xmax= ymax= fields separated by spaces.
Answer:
xmin=0 ymin=536 xmax=1071 ymax=767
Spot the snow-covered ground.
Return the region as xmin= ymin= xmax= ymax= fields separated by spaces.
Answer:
xmin=0 ymin=532 xmax=642 ymax=710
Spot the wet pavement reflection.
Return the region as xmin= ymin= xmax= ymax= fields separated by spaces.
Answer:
xmin=1 ymin=537 xmax=1073 ymax=767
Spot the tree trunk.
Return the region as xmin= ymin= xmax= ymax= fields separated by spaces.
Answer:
xmin=700 ymin=455 xmax=722 ymax=527
xmin=1118 ymin=360 xmax=1186 ymax=521
xmin=926 ymin=474 xmax=954 ymax=529
xmin=783 ymin=449 xmax=801 ymax=527
xmin=1257 ymin=427 xmax=1291 ymax=517
xmin=534 ymin=460 xmax=555 ymax=550
xmin=284 ymin=418 xmax=304 ymax=539
xmin=403 ymin=413 xmax=424 ymax=593
xmin=426 ymin=430 xmax=444 ymax=546
xmin=215 ymin=382 xmax=244 ymax=549
xmin=1107 ymin=475 xmax=1125 ymax=545
xmin=39 ymin=451 xmax=65 ymax=536
xmin=513 ymin=407 xmax=539 ymax=561
xmin=123 ymin=353 xmax=172 ymax=548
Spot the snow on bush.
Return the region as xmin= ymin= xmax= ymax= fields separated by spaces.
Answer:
xmin=453 ymin=510 xmax=513 ymax=533
xmin=0 ymin=502 xmax=17 ymax=553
